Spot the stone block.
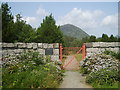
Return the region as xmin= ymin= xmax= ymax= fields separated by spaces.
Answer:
xmin=48 ymin=44 xmax=53 ymax=48
xmin=6 ymin=43 xmax=15 ymax=48
xmin=99 ymin=42 xmax=107 ymax=47
xmin=113 ymin=47 xmax=119 ymax=52
xmin=53 ymin=49 xmax=59 ymax=55
xmin=0 ymin=42 xmax=2 ymax=48
xmin=43 ymin=43 xmax=48 ymax=48
xmin=2 ymin=50 xmax=8 ymax=56
xmin=32 ymin=43 xmax=37 ymax=49
xmin=105 ymin=48 xmax=111 ymax=51
xmin=13 ymin=43 xmax=18 ymax=48
xmin=115 ymin=42 xmax=120 ymax=47
xmin=51 ymin=55 xmax=59 ymax=61
xmin=0 ymin=50 xmax=2 ymax=58
xmin=38 ymin=43 xmax=43 ymax=48
xmin=38 ymin=49 xmax=45 ymax=55
xmin=106 ymin=43 xmax=113 ymax=47
xmin=85 ymin=43 xmax=93 ymax=48
xmin=2 ymin=43 xmax=7 ymax=48
xmin=92 ymin=42 xmax=100 ymax=47
xmin=26 ymin=43 xmax=33 ymax=48
xmin=15 ymin=49 xmax=23 ymax=54
xmin=53 ymin=43 xmax=59 ymax=48
xmin=17 ymin=43 xmax=26 ymax=48
xmin=100 ymin=48 xmax=106 ymax=52
xmin=7 ymin=50 xmax=15 ymax=55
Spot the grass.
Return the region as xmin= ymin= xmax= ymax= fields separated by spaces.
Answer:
xmin=61 ymin=55 xmax=67 ymax=66
xmin=75 ymin=54 xmax=82 ymax=62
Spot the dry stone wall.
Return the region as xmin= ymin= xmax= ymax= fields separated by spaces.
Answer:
xmin=1 ymin=43 xmax=60 ymax=61
xmin=85 ymin=42 xmax=120 ymax=56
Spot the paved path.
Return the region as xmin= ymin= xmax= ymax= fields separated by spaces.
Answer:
xmin=59 ymin=55 xmax=92 ymax=88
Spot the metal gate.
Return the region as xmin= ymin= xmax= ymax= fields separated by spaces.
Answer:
xmin=60 ymin=43 xmax=86 ymax=68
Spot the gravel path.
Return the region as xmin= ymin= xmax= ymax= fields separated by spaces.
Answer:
xmin=59 ymin=71 xmax=93 ymax=88
xmin=59 ymin=55 xmax=93 ymax=88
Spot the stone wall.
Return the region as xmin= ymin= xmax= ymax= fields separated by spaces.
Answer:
xmin=85 ymin=42 xmax=120 ymax=56
xmin=1 ymin=43 xmax=60 ymax=61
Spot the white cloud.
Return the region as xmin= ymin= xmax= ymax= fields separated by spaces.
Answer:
xmin=57 ymin=8 xmax=118 ymax=37
xmin=101 ymin=14 xmax=118 ymax=29
xmin=36 ymin=8 xmax=49 ymax=17
xmin=21 ymin=8 xmax=49 ymax=28
xmin=22 ymin=16 xmax=38 ymax=28
xmin=57 ymin=8 xmax=104 ymax=32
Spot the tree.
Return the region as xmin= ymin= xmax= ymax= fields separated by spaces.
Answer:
xmin=89 ymin=35 xmax=96 ymax=42
xmin=2 ymin=3 xmax=15 ymax=42
xmin=36 ymin=14 xmax=64 ymax=43
xmin=14 ymin=14 xmax=36 ymax=42
xmin=101 ymin=34 xmax=109 ymax=42
xmin=109 ymin=34 xmax=118 ymax=42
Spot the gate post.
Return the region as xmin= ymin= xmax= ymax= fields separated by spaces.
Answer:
xmin=60 ymin=43 xmax=63 ymax=62
xmin=82 ymin=43 xmax=86 ymax=59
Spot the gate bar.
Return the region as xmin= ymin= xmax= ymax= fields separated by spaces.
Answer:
xmin=60 ymin=43 xmax=63 ymax=62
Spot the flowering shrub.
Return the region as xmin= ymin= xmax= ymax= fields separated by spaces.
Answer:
xmin=80 ymin=53 xmax=119 ymax=88
xmin=104 ymin=50 xmax=120 ymax=60
xmin=2 ymin=51 xmax=63 ymax=88
xmin=86 ymin=69 xmax=119 ymax=88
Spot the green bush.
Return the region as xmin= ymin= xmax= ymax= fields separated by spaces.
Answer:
xmin=104 ymin=50 xmax=120 ymax=60
xmin=86 ymin=69 xmax=119 ymax=88
xmin=80 ymin=67 xmax=89 ymax=74
xmin=2 ymin=51 xmax=63 ymax=88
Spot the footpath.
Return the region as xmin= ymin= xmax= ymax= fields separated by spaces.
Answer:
xmin=59 ymin=55 xmax=93 ymax=88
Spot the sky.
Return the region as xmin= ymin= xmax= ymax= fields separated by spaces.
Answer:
xmin=7 ymin=2 xmax=118 ymax=37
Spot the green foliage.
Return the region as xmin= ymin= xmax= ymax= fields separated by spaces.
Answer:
xmin=101 ymin=34 xmax=109 ymax=42
xmin=80 ymin=67 xmax=89 ymax=74
xmin=89 ymin=35 xmax=96 ymax=42
xmin=14 ymin=14 xmax=36 ymax=42
xmin=2 ymin=2 xmax=15 ymax=42
xmin=63 ymin=35 xmax=83 ymax=47
xmin=2 ymin=3 xmax=63 ymax=43
xmin=2 ymin=51 xmax=63 ymax=88
xmin=36 ymin=14 xmax=64 ymax=43
xmin=2 ymin=3 xmax=36 ymax=43
xmin=75 ymin=54 xmax=82 ymax=62
xmin=86 ymin=69 xmax=119 ymax=88
xmin=109 ymin=35 xmax=117 ymax=42
xmin=104 ymin=50 xmax=120 ymax=60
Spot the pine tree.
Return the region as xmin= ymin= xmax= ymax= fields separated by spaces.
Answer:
xmin=89 ymin=35 xmax=96 ymax=42
xmin=36 ymin=14 xmax=64 ymax=43
xmin=101 ymin=34 xmax=109 ymax=42
xmin=2 ymin=3 xmax=15 ymax=42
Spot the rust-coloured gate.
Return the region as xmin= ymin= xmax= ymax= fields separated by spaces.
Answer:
xmin=59 ymin=43 xmax=86 ymax=68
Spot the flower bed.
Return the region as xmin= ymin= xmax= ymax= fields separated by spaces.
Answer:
xmin=2 ymin=51 xmax=64 ymax=88
xmin=80 ymin=53 xmax=119 ymax=88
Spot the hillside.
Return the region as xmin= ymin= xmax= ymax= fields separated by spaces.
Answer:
xmin=60 ymin=24 xmax=89 ymax=39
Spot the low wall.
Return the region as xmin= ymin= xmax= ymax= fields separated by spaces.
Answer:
xmin=85 ymin=42 xmax=120 ymax=56
xmin=1 ymin=43 xmax=60 ymax=61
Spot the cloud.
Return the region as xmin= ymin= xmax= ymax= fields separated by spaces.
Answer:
xmin=21 ymin=8 xmax=50 ymax=28
xmin=57 ymin=8 xmax=118 ymax=37
xmin=101 ymin=13 xmax=118 ymax=29
xmin=36 ymin=8 xmax=49 ymax=17
xmin=57 ymin=8 xmax=104 ymax=32
xmin=22 ymin=16 xmax=38 ymax=28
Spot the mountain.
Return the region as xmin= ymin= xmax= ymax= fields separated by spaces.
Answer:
xmin=60 ymin=24 xmax=89 ymax=39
